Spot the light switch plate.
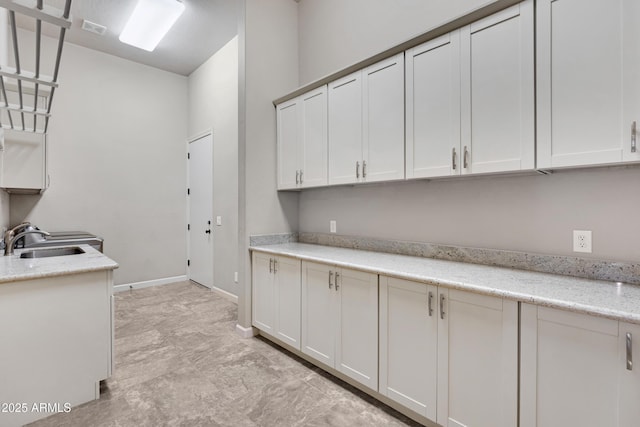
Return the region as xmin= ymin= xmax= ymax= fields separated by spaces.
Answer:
xmin=216 ymin=216 xmax=222 ymax=226
xmin=330 ymin=220 xmax=337 ymax=233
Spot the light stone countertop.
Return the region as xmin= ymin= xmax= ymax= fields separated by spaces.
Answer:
xmin=0 ymin=244 xmax=119 ymax=284
xmin=251 ymin=242 xmax=640 ymax=324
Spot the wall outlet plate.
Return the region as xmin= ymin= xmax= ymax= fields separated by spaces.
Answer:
xmin=573 ymin=230 xmax=592 ymax=253
xmin=234 ymin=272 xmax=238 ymax=283
xmin=216 ymin=216 xmax=222 ymax=226
xmin=330 ymin=220 xmax=337 ymax=233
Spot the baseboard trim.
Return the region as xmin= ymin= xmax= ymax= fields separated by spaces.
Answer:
xmin=114 ymin=275 xmax=188 ymax=293
xmin=235 ymin=324 xmax=258 ymax=338
xmin=209 ymin=285 xmax=238 ymax=304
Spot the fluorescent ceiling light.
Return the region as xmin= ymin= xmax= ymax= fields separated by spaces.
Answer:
xmin=119 ymin=0 xmax=185 ymax=52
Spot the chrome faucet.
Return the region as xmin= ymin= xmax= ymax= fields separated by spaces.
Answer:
xmin=4 ymin=227 xmax=50 ymax=256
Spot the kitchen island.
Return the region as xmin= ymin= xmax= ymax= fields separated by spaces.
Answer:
xmin=0 ymin=245 xmax=118 ymax=427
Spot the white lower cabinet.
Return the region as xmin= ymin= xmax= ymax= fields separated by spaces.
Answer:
xmin=379 ymin=276 xmax=518 ymax=427
xmin=521 ymin=304 xmax=640 ymax=427
xmin=252 ymin=253 xmax=301 ymax=349
xmin=301 ymin=261 xmax=378 ymax=390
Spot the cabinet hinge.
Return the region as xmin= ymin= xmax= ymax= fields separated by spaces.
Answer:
xmin=187 ymin=152 xmax=190 ymax=160
xmin=187 ymin=259 xmax=190 ymax=267
xmin=187 ymin=224 xmax=190 ymax=231
xmin=187 ymin=188 xmax=190 ymax=195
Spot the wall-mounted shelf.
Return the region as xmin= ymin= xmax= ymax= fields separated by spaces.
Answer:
xmin=0 ymin=0 xmax=71 ymax=133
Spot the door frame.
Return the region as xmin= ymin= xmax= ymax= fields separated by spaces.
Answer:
xmin=186 ymin=129 xmax=214 ymax=287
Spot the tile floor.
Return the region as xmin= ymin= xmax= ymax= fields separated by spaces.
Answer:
xmin=28 ymin=281 xmax=421 ymax=427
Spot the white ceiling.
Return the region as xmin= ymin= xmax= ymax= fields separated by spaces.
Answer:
xmin=16 ymin=0 xmax=239 ymax=76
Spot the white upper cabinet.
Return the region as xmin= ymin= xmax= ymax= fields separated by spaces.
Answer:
xmin=362 ymin=54 xmax=405 ymax=183
xmin=406 ymin=1 xmax=534 ymax=180
xmin=0 ymin=129 xmax=48 ymax=193
xmin=300 ymin=88 xmax=328 ymax=187
xmin=276 ymin=86 xmax=328 ymax=190
xmin=328 ymin=72 xmax=363 ymax=185
xmin=461 ymin=0 xmax=535 ymax=175
xmin=537 ymin=0 xmax=640 ymax=168
xmin=328 ymin=54 xmax=405 ymax=185
xmin=406 ymin=33 xmax=461 ymax=179
xmin=277 ymin=97 xmax=301 ymax=190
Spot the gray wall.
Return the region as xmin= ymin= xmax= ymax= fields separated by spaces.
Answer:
xmin=295 ymin=0 xmax=640 ymax=263
xmin=298 ymin=0 xmax=499 ymax=85
xmin=188 ymin=36 xmax=239 ymax=296
xmin=10 ymin=29 xmax=189 ymax=285
xmin=238 ymin=0 xmax=300 ymax=328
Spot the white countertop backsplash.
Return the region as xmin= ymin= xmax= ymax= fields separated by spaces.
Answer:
xmin=251 ymin=242 xmax=640 ymax=324
xmin=0 ymin=244 xmax=119 ymax=284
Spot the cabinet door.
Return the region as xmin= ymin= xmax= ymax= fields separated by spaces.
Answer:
xmin=520 ymin=304 xmax=620 ymax=427
xmin=379 ymin=277 xmax=438 ymax=420
xmin=461 ymin=1 xmax=534 ymax=175
xmin=335 ymin=267 xmax=378 ymax=390
xmin=300 ymin=87 xmax=328 ymax=188
xmin=301 ymin=261 xmax=336 ymax=367
xmin=0 ymin=129 xmax=47 ymax=191
xmin=438 ymin=289 xmax=518 ymax=427
xmin=274 ymin=256 xmax=301 ymax=350
xmin=537 ymin=0 xmax=640 ymax=167
xmin=251 ymin=252 xmax=275 ymax=334
xmin=619 ymin=322 xmax=640 ymax=427
xmin=276 ymin=97 xmax=301 ymax=190
xmin=328 ymin=72 xmax=362 ymax=185
xmin=406 ymin=33 xmax=461 ymax=179
xmin=363 ymin=53 xmax=405 ymax=183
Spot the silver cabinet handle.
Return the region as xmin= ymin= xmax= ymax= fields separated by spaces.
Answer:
xmin=335 ymin=272 xmax=340 ymax=291
xmin=269 ymin=258 xmax=273 ymax=273
xmin=356 ymin=161 xmax=360 ymax=178
xmin=273 ymin=259 xmax=278 ymax=273
xmin=440 ymin=294 xmax=445 ymax=319
xmin=362 ymin=161 xmax=367 ymax=178
xmin=328 ymin=271 xmax=334 ymax=289
xmin=627 ymin=332 xmax=633 ymax=371
xmin=300 ymin=169 xmax=304 ymax=184
xmin=452 ymin=148 xmax=457 ymax=170
xmin=632 ymin=122 xmax=637 ymax=153
xmin=428 ymin=291 xmax=434 ymax=317
xmin=295 ymin=170 xmax=299 ymax=184
xmin=463 ymin=146 xmax=469 ymax=169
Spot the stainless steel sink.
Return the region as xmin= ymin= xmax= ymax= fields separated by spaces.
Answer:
xmin=19 ymin=247 xmax=85 ymax=259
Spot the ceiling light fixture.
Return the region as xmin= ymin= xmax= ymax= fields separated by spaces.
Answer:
xmin=119 ymin=0 xmax=185 ymax=52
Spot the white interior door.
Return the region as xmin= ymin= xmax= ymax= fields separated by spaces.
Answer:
xmin=188 ymin=133 xmax=214 ymax=288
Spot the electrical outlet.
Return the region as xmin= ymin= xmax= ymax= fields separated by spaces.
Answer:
xmin=234 ymin=272 xmax=238 ymax=283
xmin=330 ymin=220 xmax=337 ymax=233
xmin=573 ymin=230 xmax=592 ymax=253
xmin=216 ymin=216 xmax=222 ymax=226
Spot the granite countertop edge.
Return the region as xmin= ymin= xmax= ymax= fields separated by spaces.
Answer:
xmin=250 ymin=243 xmax=640 ymax=325
xmin=0 ymin=244 xmax=119 ymax=284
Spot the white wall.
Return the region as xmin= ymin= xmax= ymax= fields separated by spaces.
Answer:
xmin=238 ymin=0 xmax=300 ymax=328
xmin=188 ymin=36 xmax=239 ymax=296
xmin=298 ymin=0 xmax=499 ymax=84
xmin=295 ymin=0 xmax=640 ymax=263
xmin=10 ymin=30 xmax=188 ymax=285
